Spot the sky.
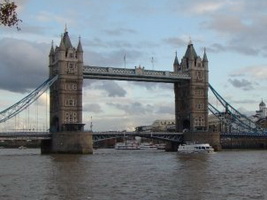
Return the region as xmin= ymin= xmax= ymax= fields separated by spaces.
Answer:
xmin=1 ymin=0 xmax=267 ymax=131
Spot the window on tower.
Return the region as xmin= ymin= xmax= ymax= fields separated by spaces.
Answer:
xmin=65 ymin=98 xmax=76 ymax=106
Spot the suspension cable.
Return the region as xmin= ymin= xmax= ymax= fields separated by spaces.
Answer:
xmin=46 ymin=90 xmax=48 ymax=131
xmin=209 ymin=84 xmax=264 ymax=134
xmin=0 ymin=75 xmax=58 ymax=123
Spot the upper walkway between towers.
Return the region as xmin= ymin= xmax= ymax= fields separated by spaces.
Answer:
xmin=83 ymin=65 xmax=190 ymax=83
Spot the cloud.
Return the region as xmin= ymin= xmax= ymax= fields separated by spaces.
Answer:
xmin=133 ymin=82 xmax=173 ymax=91
xmin=84 ymin=49 xmax=143 ymax=67
xmin=94 ymin=81 xmax=127 ymax=97
xmin=228 ymin=78 xmax=255 ymax=91
xmin=156 ymin=105 xmax=174 ymax=115
xmin=229 ymin=45 xmax=259 ymax=56
xmin=204 ymin=15 xmax=247 ymax=34
xmin=236 ymin=107 xmax=255 ymax=117
xmin=82 ymin=37 xmax=158 ymax=53
xmin=171 ymin=0 xmax=238 ymax=16
xmin=247 ymin=66 xmax=267 ymax=80
xmin=163 ymin=37 xmax=187 ymax=48
xmin=186 ymin=1 xmax=227 ymax=15
xmin=201 ymin=13 xmax=266 ymax=56
xmin=231 ymin=99 xmax=258 ymax=105
xmin=165 ymin=1 xmax=267 ymax=57
xmin=0 ymin=38 xmax=48 ymax=93
xmin=83 ymin=37 xmax=133 ymax=49
xmin=207 ymin=42 xmax=260 ymax=56
xmin=36 ymin=11 xmax=74 ymax=26
xmin=103 ymin=28 xmax=137 ymax=36
xmin=122 ymin=1 xmax=165 ymax=16
xmin=230 ymin=65 xmax=267 ymax=80
xmin=14 ymin=0 xmax=30 ymax=12
xmin=108 ymin=102 xmax=153 ymax=115
xmin=83 ymin=103 xmax=103 ymax=113
xmin=207 ymin=43 xmax=226 ymax=53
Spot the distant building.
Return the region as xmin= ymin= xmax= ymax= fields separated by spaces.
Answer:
xmin=254 ymin=100 xmax=267 ymax=129
xmin=135 ymin=125 xmax=153 ymax=132
xmin=135 ymin=119 xmax=175 ymax=132
xmin=254 ymin=100 xmax=267 ymax=119
xmin=151 ymin=120 xmax=176 ymax=132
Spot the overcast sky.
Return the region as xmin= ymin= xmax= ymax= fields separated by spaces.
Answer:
xmin=1 ymin=0 xmax=267 ymax=131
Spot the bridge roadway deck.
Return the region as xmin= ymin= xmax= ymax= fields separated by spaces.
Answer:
xmin=92 ymin=131 xmax=184 ymax=142
xmin=1 ymin=131 xmax=267 ymax=142
xmin=0 ymin=131 xmax=184 ymax=142
xmin=83 ymin=65 xmax=190 ymax=83
xmin=0 ymin=132 xmax=51 ymax=140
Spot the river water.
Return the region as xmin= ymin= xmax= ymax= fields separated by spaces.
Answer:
xmin=0 ymin=148 xmax=267 ymax=200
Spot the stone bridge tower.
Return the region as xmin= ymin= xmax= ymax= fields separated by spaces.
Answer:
xmin=41 ymin=30 xmax=93 ymax=154
xmin=173 ymin=42 xmax=221 ymax=150
xmin=49 ymin=30 xmax=84 ymax=132
xmin=173 ymin=42 xmax=209 ymax=132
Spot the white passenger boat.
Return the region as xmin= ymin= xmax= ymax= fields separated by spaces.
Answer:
xmin=115 ymin=141 xmax=140 ymax=150
xmin=139 ymin=142 xmax=157 ymax=150
xmin=177 ymin=143 xmax=214 ymax=154
xmin=156 ymin=143 xmax=166 ymax=150
xmin=18 ymin=146 xmax=27 ymax=150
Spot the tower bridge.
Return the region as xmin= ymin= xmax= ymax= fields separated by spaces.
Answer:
xmin=41 ymin=29 xmax=214 ymax=153
xmin=1 ymin=29 xmax=266 ymax=153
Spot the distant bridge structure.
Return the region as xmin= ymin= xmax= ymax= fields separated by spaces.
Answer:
xmin=0 ymin=132 xmax=51 ymax=141
xmin=92 ymin=131 xmax=183 ymax=143
xmin=0 ymin=131 xmax=183 ymax=143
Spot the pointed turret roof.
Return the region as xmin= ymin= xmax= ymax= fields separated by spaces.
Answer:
xmin=184 ymin=42 xmax=197 ymax=60
xmin=59 ymin=35 xmax=66 ymax=50
xmin=62 ymin=31 xmax=73 ymax=49
xmin=77 ymin=36 xmax=83 ymax=52
xmin=173 ymin=51 xmax=179 ymax=65
xmin=49 ymin=40 xmax=54 ymax=56
xmin=260 ymin=100 xmax=266 ymax=107
xmin=203 ymin=47 xmax=208 ymax=62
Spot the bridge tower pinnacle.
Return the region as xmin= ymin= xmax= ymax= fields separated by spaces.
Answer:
xmin=173 ymin=51 xmax=180 ymax=72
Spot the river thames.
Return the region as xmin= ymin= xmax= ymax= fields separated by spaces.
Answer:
xmin=0 ymin=148 xmax=267 ymax=200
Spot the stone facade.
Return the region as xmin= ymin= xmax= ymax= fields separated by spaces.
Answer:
xmin=49 ymin=31 xmax=84 ymax=132
xmin=41 ymin=30 xmax=93 ymax=154
xmin=41 ymin=131 xmax=93 ymax=154
xmin=173 ymin=43 xmax=209 ymax=132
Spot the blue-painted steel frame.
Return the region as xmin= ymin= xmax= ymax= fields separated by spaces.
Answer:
xmin=0 ymin=76 xmax=58 ymax=123
xmin=209 ymin=84 xmax=266 ymax=135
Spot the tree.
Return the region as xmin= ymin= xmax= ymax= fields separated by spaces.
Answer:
xmin=0 ymin=0 xmax=22 ymax=30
